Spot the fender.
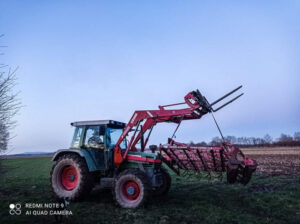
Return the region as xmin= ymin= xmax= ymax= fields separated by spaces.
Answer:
xmin=52 ymin=149 xmax=100 ymax=172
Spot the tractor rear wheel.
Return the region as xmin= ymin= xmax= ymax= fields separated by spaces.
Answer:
xmin=113 ymin=169 xmax=152 ymax=208
xmin=153 ymin=167 xmax=171 ymax=196
xmin=50 ymin=154 xmax=93 ymax=201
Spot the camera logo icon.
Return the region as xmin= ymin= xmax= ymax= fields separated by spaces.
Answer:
xmin=9 ymin=203 xmax=21 ymax=215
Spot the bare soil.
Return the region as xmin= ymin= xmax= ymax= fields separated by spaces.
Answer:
xmin=243 ymin=147 xmax=300 ymax=176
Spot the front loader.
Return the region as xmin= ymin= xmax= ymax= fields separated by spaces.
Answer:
xmin=50 ymin=86 xmax=257 ymax=208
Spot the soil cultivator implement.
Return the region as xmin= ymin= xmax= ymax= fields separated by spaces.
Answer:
xmin=51 ymin=85 xmax=257 ymax=208
xmin=160 ymin=139 xmax=256 ymax=184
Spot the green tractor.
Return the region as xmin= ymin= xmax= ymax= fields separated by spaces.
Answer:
xmin=51 ymin=120 xmax=170 ymax=208
xmin=51 ymin=87 xmax=257 ymax=208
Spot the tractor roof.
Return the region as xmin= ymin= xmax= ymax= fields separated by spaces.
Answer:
xmin=71 ymin=120 xmax=126 ymax=128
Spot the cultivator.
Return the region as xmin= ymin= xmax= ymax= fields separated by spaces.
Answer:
xmin=159 ymin=139 xmax=257 ymax=184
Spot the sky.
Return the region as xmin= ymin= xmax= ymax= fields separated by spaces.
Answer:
xmin=0 ymin=1 xmax=299 ymax=154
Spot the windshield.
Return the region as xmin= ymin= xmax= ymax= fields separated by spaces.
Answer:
xmin=106 ymin=128 xmax=127 ymax=150
xmin=71 ymin=126 xmax=83 ymax=148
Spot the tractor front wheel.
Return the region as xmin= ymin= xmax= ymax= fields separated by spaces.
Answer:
xmin=50 ymin=154 xmax=93 ymax=201
xmin=114 ymin=169 xmax=152 ymax=208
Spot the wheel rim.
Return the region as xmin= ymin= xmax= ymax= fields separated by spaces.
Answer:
xmin=61 ymin=165 xmax=78 ymax=190
xmin=122 ymin=181 xmax=140 ymax=200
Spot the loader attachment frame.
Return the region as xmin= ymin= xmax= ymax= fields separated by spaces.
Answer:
xmin=113 ymin=85 xmax=257 ymax=184
xmin=114 ymin=85 xmax=246 ymax=167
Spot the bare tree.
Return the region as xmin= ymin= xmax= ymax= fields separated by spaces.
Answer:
xmin=210 ymin=136 xmax=222 ymax=146
xmin=0 ymin=121 xmax=9 ymax=151
xmin=0 ymin=68 xmax=21 ymax=154
xmin=264 ymin=134 xmax=273 ymax=144
xmin=278 ymin=133 xmax=293 ymax=142
xmin=294 ymin=132 xmax=300 ymax=141
xmin=225 ymin=135 xmax=237 ymax=144
xmin=0 ymin=37 xmax=21 ymax=155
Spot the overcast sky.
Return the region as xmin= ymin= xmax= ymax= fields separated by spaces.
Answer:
xmin=0 ymin=1 xmax=299 ymax=154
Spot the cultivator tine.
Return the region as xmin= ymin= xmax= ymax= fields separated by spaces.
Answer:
xmin=159 ymin=142 xmax=257 ymax=184
xmin=212 ymin=93 xmax=244 ymax=112
xmin=160 ymin=154 xmax=180 ymax=175
xmin=160 ymin=146 xmax=224 ymax=181
xmin=170 ymin=148 xmax=187 ymax=170
xmin=160 ymin=148 xmax=181 ymax=175
xmin=210 ymin=150 xmax=217 ymax=172
xmin=196 ymin=149 xmax=208 ymax=171
xmin=183 ymin=150 xmax=198 ymax=171
xmin=220 ymin=149 xmax=225 ymax=172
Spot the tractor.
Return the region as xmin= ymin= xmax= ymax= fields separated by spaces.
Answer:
xmin=50 ymin=86 xmax=257 ymax=208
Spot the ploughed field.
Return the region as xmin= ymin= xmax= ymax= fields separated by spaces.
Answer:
xmin=0 ymin=147 xmax=299 ymax=224
xmin=242 ymin=146 xmax=300 ymax=176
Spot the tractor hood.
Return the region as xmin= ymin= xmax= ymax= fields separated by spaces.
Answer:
xmin=126 ymin=151 xmax=161 ymax=164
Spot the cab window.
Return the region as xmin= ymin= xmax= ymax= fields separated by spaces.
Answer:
xmin=71 ymin=127 xmax=83 ymax=148
xmin=84 ymin=126 xmax=104 ymax=149
xmin=106 ymin=128 xmax=127 ymax=150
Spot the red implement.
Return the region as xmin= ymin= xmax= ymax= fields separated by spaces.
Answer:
xmin=114 ymin=86 xmax=257 ymax=184
xmin=159 ymin=139 xmax=257 ymax=184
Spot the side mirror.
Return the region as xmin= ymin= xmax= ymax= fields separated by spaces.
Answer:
xmin=99 ymin=126 xmax=106 ymax=135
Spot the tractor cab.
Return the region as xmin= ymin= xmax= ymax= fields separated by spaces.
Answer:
xmin=70 ymin=120 xmax=126 ymax=170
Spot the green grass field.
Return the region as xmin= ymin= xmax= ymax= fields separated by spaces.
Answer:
xmin=0 ymin=157 xmax=299 ymax=224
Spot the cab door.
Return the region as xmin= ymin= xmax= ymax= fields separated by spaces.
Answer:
xmin=105 ymin=127 xmax=127 ymax=168
xmin=83 ymin=125 xmax=107 ymax=170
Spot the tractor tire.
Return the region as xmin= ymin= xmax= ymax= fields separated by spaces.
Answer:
xmin=240 ymin=165 xmax=256 ymax=185
xmin=226 ymin=166 xmax=238 ymax=184
xmin=113 ymin=169 xmax=152 ymax=208
xmin=227 ymin=164 xmax=256 ymax=185
xmin=50 ymin=154 xmax=94 ymax=201
xmin=226 ymin=161 xmax=240 ymax=184
xmin=153 ymin=167 xmax=171 ymax=196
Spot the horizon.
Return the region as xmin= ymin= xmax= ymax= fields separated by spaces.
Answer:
xmin=5 ymin=131 xmax=299 ymax=155
xmin=0 ymin=1 xmax=299 ymax=154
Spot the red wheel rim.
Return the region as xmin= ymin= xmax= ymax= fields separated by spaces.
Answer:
xmin=122 ymin=181 xmax=140 ymax=200
xmin=61 ymin=165 xmax=78 ymax=190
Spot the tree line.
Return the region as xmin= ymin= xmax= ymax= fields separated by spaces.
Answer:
xmin=189 ymin=132 xmax=300 ymax=147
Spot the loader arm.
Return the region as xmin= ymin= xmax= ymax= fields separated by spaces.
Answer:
xmin=113 ymin=86 xmax=243 ymax=168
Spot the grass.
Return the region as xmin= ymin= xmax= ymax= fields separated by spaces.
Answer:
xmin=0 ymin=157 xmax=299 ymax=224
